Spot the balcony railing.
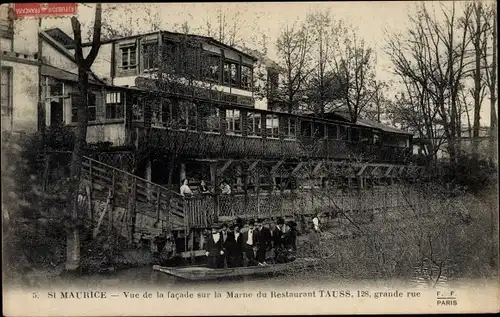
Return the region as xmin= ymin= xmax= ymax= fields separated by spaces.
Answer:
xmin=136 ymin=77 xmax=254 ymax=107
xmin=134 ymin=127 xmax=411 ymax=162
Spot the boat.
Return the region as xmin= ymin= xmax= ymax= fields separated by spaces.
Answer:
xmin=152 ymin=257 xmax=321 ymax=281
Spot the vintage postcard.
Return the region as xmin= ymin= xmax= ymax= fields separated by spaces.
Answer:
xmin=1 ymin=1 xmax=499 ymax=316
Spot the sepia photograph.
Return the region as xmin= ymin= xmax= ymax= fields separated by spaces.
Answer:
xmin=1 ymin=1 xmax=499 ymax=315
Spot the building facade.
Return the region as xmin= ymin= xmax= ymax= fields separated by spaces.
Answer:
xmin=1 ymin=5 xmax=40 ymax=133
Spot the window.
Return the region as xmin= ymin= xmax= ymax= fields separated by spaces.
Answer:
xmin=247 ymin=112 xmax=262 ymax=137
xmin=187 ymin=102 xmax=197 ymax=130
xmin=106 ymin=92 xmax=124 ymax=119
xmin=287 ymin=117 xmax=297 ymax=139
xmin=226 ymin=109 xmax=242 ymax=135
xmin=121 ymin=45 xmax=137 ymax=70
xmin=223 ymin=61 xmax=238 ymax=86
xmin=143 ymin=41 xmax=158 ymax=71
xmin=360 ymin=129 xmax=371 ymax=143
xmin=1 ymin=66 xmax=12 ymax=117
xmin=351 ymin=128 xmax=360 ymax=142
xmin=49 ymin=82 xmax=65 ymax=97
xmin=199 ymin=104 xmax=220 ymax=132
xmin=313 ymin=122 xmax=325 ymax=138
xmin=268 ymin=70 xmax=279 ymax=95
xmin=159 ymin=99 xmax=171 ymax=126
xmin=339 ymin=126 xmax=349 ymax=140
xmin=327 ymin=124 xmax=338 ymax=139
xmin=88 ymin=93 xmax=96 ymax=122
xmin=162 ymin=40 xmax=178 ymax=73
xmin=132 ymin=96 xmax=144 ymax=121
xmin=71 ymin=92 xmax=96 ymax=123
xmin=266 ymin=114 xmax=279 ymax=138
xmin=241 ymin=65 xmax=252 ymax=90
xmin=174 ymin=101 xmax=197 ymax=130
xmin=206 ymin=55 xmax=221 ymax=82
xmin=301 ymin=121 xmax=312 ymax=137
xmin=0 ymin=6 xmax=13 ymax=39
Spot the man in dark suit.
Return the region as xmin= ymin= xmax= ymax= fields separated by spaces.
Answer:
xmin=242 ymin=219 xmax=259 ymax=266
xmin=272 ymin=217 xmax=286 ymax=263
xmin=220 ymin=222 xmax=231 ymax=268
xmin=226 ymin=222 xmax=244 ymax=267
xmin=255 ymin=218 xmax=272 ymax=265
xmin=205 ymin=223 xmax=224 ymax=269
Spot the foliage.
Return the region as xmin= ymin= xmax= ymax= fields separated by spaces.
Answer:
xmin=2 ymin=132 xmax=67 ymax=281
xmin=434 ymin=154 xmax=498 ymax=194
xmin=385 ymin=2 xmax=497 ymax=162
xmin=292 ymin=183 xmax=497 ymax=283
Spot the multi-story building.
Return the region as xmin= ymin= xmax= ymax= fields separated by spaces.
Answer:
xmin=3 ymin=21 xmax=420 ymax=252
xmin=1 ymin=5 xmax=40 ymax=133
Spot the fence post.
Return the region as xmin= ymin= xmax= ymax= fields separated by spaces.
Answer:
xmin=109 ymin=169 xmax=116 ymax=236
xmin=156 ymin=187 xmax=161 ymax=224
xmin=88 ymin=159 xmax=94 ymax=225
xmin=129 ymin=177 xmax=137 ymax=244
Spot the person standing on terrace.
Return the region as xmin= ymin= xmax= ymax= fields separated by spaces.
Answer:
xmin=220 ymin=180 xmax=232 ymax=195
xmin=180 ymin=179 xmax=193 ymax=197
xmin=199 ymin=180 xmax=210 ymax=194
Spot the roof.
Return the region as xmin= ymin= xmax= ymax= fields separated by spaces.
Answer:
xmin=236 ymin=46 xmax=282 ymax=71
xmin=44 ymin=28 xmax=74 ymax=46
xmin=302 ymin=110 xmax=413 ymax=136
xmin=62 ymin=29 xmax=258 ymax=61
xmin=41 ymin=64 xmax=104 ymax=86
xmin=40 ymin=30 xmax=106 ymax=85
xmin=356 ymin=118 xmax=413 ymax=135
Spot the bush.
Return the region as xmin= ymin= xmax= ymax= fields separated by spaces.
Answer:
xmin=292 ymin=184 xmax=497 ymax=284
xmin=436 ymin=154 xmax=498 ymax=194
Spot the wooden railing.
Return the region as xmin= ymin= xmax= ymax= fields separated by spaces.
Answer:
xmin=81 ymin=156 xmax=187 ymax=240
xmin=183 ymin=186 xmax=422 ymax=223
xmin=139 ymin=127 xmax=412 ymax=162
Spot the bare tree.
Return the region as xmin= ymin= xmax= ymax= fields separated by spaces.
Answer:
xmin=199 ymin=6 xmax=249 ymax=46
xmin=386 ymin=3 xmax=474 ymax=162
xmin=66 ymin=3 xmax=102 ymax=270
xmin=480 ymin=4 xmax=497 ymax=161
xmin=303 ymin=11 xmax=345 ymax=116
xmin=466 ymin=1 xmax=494 ymax=153
xmin=83 ymin=4 xmax=162 ymax=41
xmin=330 ymin=29 xmax=376 ymax=123
xmin=276 ymin=21 xmax=313 ymax=113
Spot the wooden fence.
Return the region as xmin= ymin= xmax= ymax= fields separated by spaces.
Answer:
xmin=80 ymin=156 xmax=186 ymax=242
xmin=183 ymin=185 xmax=422 ymax=224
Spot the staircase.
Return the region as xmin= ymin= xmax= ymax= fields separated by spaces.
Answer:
xmin=80 ymin=156 xmax=187 ymax=243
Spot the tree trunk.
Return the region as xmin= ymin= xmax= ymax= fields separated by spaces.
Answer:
xmin=66 ymin=3 xmax=101 ymax=272
xmin=489 ymin=11 xmax=497 ymax=162
xmin=472 ymin=3 xmax=483 ymax=155
xmin=66 ymin=70 xmax=90 ymax=271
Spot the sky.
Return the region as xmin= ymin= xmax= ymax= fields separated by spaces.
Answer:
xmin=40 ymin=1 xmax=494 ymax=126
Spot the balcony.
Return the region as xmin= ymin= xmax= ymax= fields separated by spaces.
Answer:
xmin=130 ymin=124 xmax=411 ymax=163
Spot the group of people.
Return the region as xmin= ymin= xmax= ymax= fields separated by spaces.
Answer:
xmin=180 ymin=179 xmax=232 ymax=197
xmin=204 ymin=217 xmax=299 ymax=269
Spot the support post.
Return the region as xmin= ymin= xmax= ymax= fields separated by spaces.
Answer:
xmin=156 ymin=187 xmax=161 ymax=224
xmin=210 ymin=162 xmax=219 ymax=223
xmin=89 ymin=159 xmax=93 ymax=224
xmin=129 ymin=177 xmax=137 ymax=244
xmin=180 ymin=162 xmax=187 ymax=182
xmin=146 ymin=158 xmax=152 ymax=201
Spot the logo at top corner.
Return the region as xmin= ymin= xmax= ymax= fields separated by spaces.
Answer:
xmin=13 ymin=3 xmax=78 ymax=19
